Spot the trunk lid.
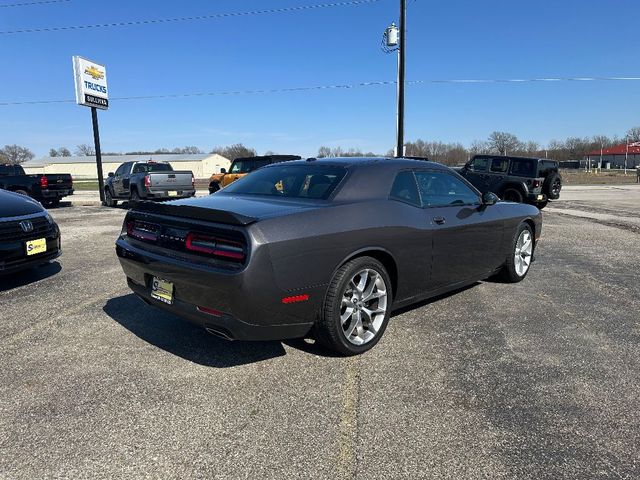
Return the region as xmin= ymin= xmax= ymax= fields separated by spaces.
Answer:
xmin=133 ymin=194 xmax=324 ymax=226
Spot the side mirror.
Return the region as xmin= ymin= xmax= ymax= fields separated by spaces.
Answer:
xmin=108 ymin=172 xmax=114 ymax=178
xmin=220 ymin=168 xmax=227 ymax=174
xmin=482 ymin=192 xmax=499 ymax=206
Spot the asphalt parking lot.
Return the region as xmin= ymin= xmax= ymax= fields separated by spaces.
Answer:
xmin=1 ymin=186 xmax=639 ymax=479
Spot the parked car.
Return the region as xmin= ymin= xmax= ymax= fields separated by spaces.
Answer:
xmin=116 ymin=157 xmax=542 ymax=355
xmin=104 ymin=160 xmax=196 ymax=207
xmin=0 ymin=189 xmax=61 ymax=276
xmin=0 ymin=163 xmax=74 ymax=207
xmin=456 ymin=155 xmax=562 ymax=209
xmin=208 ymin=155 xmax=301 ymax=193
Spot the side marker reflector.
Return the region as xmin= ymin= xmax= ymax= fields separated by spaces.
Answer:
xmin=282 ymin=294 xmax=309 ymax=304
xmin=197 ymin=306 xmax=224 ymax=317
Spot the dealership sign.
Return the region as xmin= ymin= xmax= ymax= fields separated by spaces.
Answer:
xmin=72 ymin=56 xmax=109 ymax=110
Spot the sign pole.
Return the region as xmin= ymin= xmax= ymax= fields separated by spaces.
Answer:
xmin=91 ymin=107 xmax=105 ymax=204
xmin=395 ymin=0 xmax=406 ymax=157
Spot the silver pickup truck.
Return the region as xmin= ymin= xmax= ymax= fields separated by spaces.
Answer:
xmin=104 ymin=161 xmax=196 ymax=207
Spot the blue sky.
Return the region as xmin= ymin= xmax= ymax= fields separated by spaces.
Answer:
xmin=1 ymin=0 xmax=638 ymax=158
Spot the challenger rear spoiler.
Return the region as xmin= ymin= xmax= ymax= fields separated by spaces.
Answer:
xmin=132 ymin=201 xmax=258 ymax=226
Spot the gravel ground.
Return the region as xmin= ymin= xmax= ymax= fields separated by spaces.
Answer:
xmin=0 ymin=190 xmax=638 ymax=479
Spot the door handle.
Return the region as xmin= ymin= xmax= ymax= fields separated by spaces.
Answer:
xmin=433 ymin=216 xmax=446 ymax=225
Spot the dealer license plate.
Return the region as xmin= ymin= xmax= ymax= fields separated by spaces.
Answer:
xmin=151 ymin=277 xmax=174 ymax=305
xmin=168 ymin=191 xmax=178 ymax=197
xmin=26 ymin=238 xmax=47 ymax=256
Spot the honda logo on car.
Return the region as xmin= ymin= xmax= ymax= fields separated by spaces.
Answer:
xmin=19 ymin=220 xmax=34 ymax=233
xmin=72 ymin=56 xmax=109 ymax=110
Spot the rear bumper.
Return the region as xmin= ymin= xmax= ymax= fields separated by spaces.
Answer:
xmin=41 ymin=189 xmax=74 ymax=199
xmin=115 ymin=238 xmax=317 ymax=341
xmin=526 ymin=192 xmax=547 ymax=203
xmin=143 ymin=188 xmax=196 ymax=200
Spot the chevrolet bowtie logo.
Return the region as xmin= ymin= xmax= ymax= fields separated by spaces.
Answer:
xmin=84 ymin=66 xmax=105 ymax=80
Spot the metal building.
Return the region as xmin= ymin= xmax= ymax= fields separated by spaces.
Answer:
xmin=21 ymin=153 xmax=231 ymax=179
xmin=584 ymin=143 xmax=640 ymax=169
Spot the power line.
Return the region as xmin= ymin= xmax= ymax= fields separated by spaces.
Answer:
xmin=1 ymin=76 xmax=639 ymax=106
xmin=0 ymin=0 xmax=380 ymax=35
xmin=0 ymin=0 xmax=69 ymax=8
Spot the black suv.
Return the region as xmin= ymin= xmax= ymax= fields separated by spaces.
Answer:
xmin=457 ymin=155 xmax=562 ymax=209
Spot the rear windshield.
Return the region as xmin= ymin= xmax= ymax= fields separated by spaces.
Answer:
xmin=132 ymin=163 xmax=173 ymax=173
xmin=222 ymin=164 xmax=347 ymax=200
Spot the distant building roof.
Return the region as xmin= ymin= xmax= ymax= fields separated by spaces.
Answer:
xmin=586 ymin=142 xmax=640 ymax=156
xmin=23 ymin=153 xmax=228 ymax=167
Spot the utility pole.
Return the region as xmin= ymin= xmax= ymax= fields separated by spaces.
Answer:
xmin=625 ymin=136 xmax=629 ymax=175
xmin=395 ymin=0 xmax=406 ymax=157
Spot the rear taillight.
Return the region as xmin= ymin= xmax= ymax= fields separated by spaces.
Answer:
xmin=532 ymin=180 xmax=541 ymax=188
xmin=191 ymin=175 xmax=195 ymax=187
xmin=126 ymin=220 xmax=159 ymax=242
xmin=40 ymin=176 xmax=48 ymax=189
xmin=185 ymin=232 xmax=245 ymax=261
xmin=144 ymin=175 xmax=151 ymax=188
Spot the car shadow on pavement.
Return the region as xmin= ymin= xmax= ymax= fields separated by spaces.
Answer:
xmin=103 ymin=294 xmax=287 ymax=368
xmin=0 ymin=261 xmax=62 ymax=292
xmin=390 ymin=282 xmax=481 ymax=318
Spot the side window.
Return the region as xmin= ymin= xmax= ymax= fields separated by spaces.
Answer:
xmin=132 ymin=163 xmax=148 ymax=174
xmin=415 ymin=171 xmax=480 ymax=207
xmin=115 ymin=164 xmax=126 ymax=176
xmin=0 ymin=165 xmax=15 ymax=175
xmin=490 ymin=157 xmax=509 ymax=173
xmin=230 ymin=162 xmax=242 ymax=173
xmin=510 ymin=159 xmax=535 ymax=177
xmin=470 ymin=157 xmax=489 ymax=172
xmin=389 ymin=171 xmax=420 ymax=206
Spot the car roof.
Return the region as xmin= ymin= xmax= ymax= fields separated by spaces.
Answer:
xmin=281 ymin=156 xmax=451 ymax=171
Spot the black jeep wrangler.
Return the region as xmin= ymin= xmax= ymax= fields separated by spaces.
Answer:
xmin=457 ymin=155 xmax=562 ymax=209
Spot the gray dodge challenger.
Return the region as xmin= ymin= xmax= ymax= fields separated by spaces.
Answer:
xmin=116 ymin=157 xmax=542 ymax=355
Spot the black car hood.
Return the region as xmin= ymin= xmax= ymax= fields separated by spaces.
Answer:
xmin=0 ymin=190 xmax=44 ymax=218
xmin=134 ymin=194 xmax=324 ymax=226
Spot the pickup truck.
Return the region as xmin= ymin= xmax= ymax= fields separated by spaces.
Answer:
xmin=0 ymin=164 xmax=74 ymax=207
xmin=104 ymin=160 xmax=196 ymax=207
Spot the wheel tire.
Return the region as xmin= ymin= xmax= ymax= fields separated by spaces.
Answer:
xmin=14 ymin=189 xmax=29 ymax=196
xmin=544 ymin=172 xmax=562 ymax=200
xmin=49 ymin=198 xmax=61 ymax=207
xmin=498 ymin=222 xmax=534 ymax=283
xmin=129 ymin=188 xmax=140 ymax=206
xmin=537 ymin=200 xmax=549 ymax=210
xmin=104 ymin=188 xmax=117 ymax=207
xmin=315 ymin=256 xmax=392 ymax=356
xmin=502 ymin=188 xmax=524 ymax=203
xmin=209 ymin=182 xmax=220 ymax=194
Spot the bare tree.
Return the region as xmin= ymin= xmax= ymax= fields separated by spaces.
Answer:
xmin=469 ymin=140 xmax=490 ymax=155
xmin=210 ymin=143 xmax=256 ymax=160
xmin=49 ymin=147 xmax=72 ymax=157
xmin=317 ymin=146 xmax=332 ymax=158
xmin=626 ymin=127 xmax=640 ymax=142
xmin=0 ymin=144 xmax=35 ymax=164
xmin=75 ymin=144 xmax=96 ymax=156
xmin=487 ymin=132 xmax=521 ymax=155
